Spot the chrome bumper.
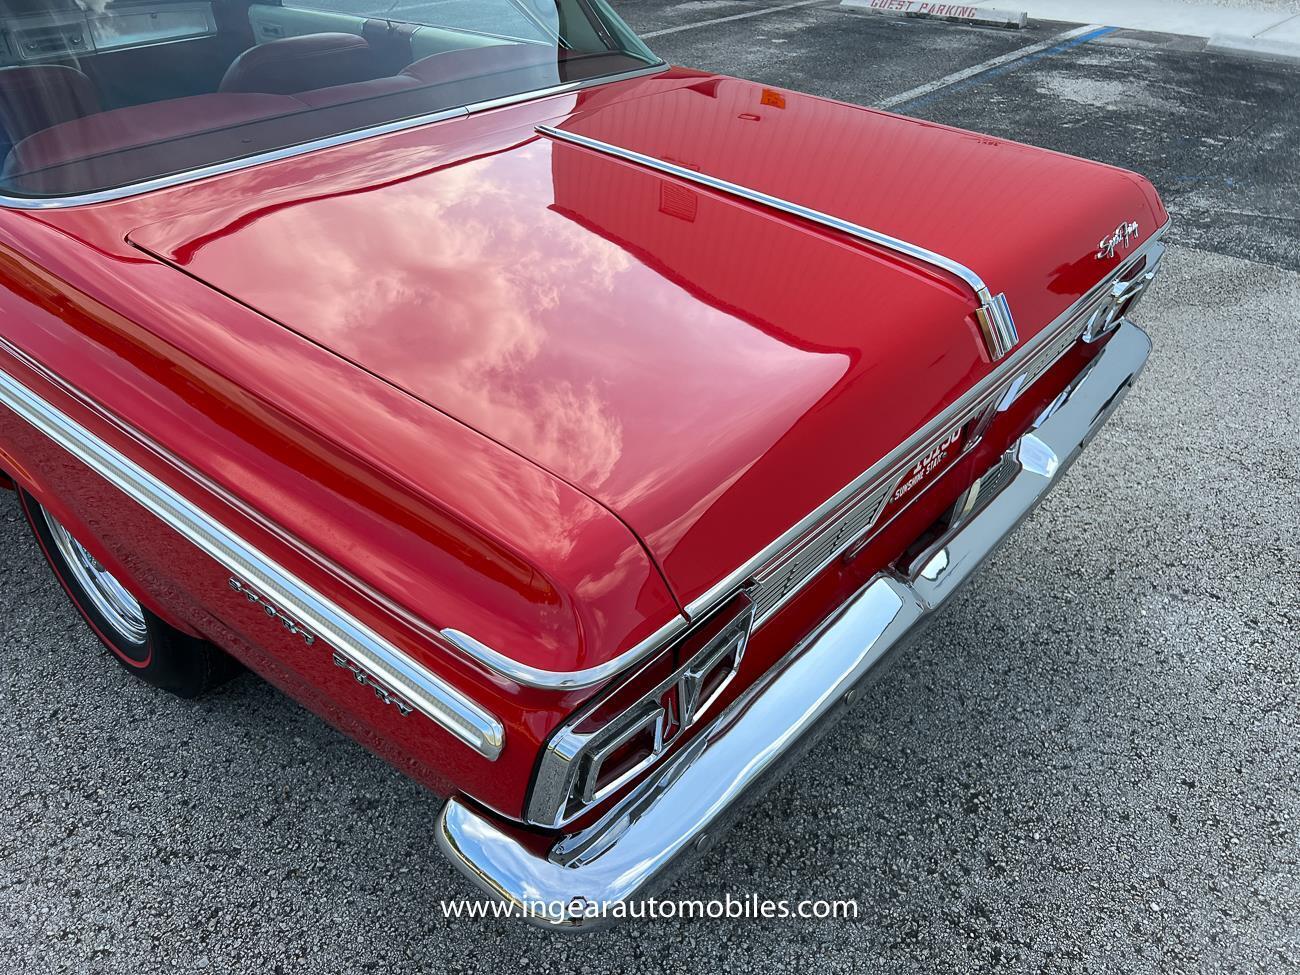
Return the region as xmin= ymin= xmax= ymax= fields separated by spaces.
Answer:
xmin=437 ymin=322 xmax=1152 ymax=928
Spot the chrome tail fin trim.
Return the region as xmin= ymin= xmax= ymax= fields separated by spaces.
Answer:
xmin=536 ymin=123 xmax=1019 ymax=360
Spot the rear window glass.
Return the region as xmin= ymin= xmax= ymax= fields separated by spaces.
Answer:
xmin=0 ymin=0 xmax=658 ymax=200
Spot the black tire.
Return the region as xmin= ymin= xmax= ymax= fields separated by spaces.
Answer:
xmin=18 ymin=489 xmax=241 ymax=698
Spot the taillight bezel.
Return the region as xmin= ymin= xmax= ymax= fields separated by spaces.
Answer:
xmin=525 ymin=596 xmax=755 ymax=828
xmin=1083 ymin=251 xmax=1162 ymax=343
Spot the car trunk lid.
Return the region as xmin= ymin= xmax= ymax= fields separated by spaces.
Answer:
xmin=127 ymin=71 xmax=1164 ymax=614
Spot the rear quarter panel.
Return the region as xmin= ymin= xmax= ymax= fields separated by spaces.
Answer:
xmin=0 ymin=206 xmax=682 ymax=820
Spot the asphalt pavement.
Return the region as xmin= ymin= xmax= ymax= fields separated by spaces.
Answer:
xmin=1 ymin=3 xmax=1296 ymax=973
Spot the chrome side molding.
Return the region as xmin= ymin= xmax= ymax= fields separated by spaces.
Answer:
xmin=536 ymin=123 xmax=1020 ymax=359
xmin=438 ymin=321 xmax=1155 ymax=927
xmin=0 ymin=361 xmax=504 ymax=759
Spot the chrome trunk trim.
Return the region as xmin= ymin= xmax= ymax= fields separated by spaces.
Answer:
xmin=680 ymin=227 xmax=1168 ymax=624
xmin=0 ymin=363 xmax=504 ymax=759
xmin=438 ymin=320 xmax=1154 ymax=927
xmin=536 ymin=123 xmax=1020 ymax=358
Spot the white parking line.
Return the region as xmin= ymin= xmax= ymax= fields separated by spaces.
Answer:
xmin=874 ymin=23 xmax=1104 ymax=109
xmin=641 ymin=0 xmax=829 ymax=39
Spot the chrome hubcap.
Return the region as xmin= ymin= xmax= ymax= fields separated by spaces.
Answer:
xmin=42 ymin=510 xmax=147 ymax=646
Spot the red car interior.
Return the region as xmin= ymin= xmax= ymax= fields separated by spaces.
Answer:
xmin=0 ymin=65 xmax=102 ymax=148
xmin=0 ymin=32 xmax=567 ymax=193
xmin=292 ymin=41 xmax=562 ymax=108
xmin=217 ymin=31 xmax=379 ymax=95
xmin=4 ymin=91 xmax=308 ymax=178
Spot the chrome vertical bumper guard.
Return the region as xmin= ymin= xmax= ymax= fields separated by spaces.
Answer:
xmin=438 ymin=323 xmax=1153 ymax=927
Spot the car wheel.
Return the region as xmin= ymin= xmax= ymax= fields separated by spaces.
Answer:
xmin=18 ymin=489 xmax=240 ymax=698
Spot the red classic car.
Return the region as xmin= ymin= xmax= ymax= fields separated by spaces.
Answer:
xmin=0 ymin=0 xmax=1166 ymax=926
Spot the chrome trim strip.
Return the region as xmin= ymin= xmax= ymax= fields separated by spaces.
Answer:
xmin=0 ymin=63 xmax=669 ymax=210
xmin=681 ymin=227 xmax=1169 ymax=621
xmin=0 ymin=335 xmax=537 ymax=705
xmin=438 ymin=321 xmax=1154 ymax=926
xmin=0 ymin=365 xmax=504 ymax=759
xmin=441 ymin=613 xmax=689 ymax=691
xmin=975 ymin=291 xmax=1019 ymax=360
xmin=536 ymin=123 xmax=1020 ymax=359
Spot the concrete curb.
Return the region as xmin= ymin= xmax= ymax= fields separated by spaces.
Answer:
xmin=839 ymin=0 xmax=1028 ymax=29
xmin=1206 ymin=33 xmax=1300 ymax=65
xmin=1012 ymin=2 xmax=1300 ymax=44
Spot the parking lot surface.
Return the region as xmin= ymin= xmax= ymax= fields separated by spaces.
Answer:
xmin=1 ymin=3 xmax=1297 ymax=973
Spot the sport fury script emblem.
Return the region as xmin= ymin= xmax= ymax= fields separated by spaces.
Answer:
xmin=1096 ymin=221 xmax=1140 ymax=260
xmin=228 ymin=576 xmax=415 ymax=717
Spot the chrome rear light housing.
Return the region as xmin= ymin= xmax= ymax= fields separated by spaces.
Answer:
xmin=526 ymin=597 xmax=754 ymax=828
xmin=997 ymin=243 xmax=1165 ymax=416
xmin=1084 ymin=246 xmax=1164 ymax=343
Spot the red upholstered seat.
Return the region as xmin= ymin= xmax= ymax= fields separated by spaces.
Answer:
xmin=402 ymin=43 xmax=560 ymax=85
xmin=219 ymin=32 xmax=376 ymax=95
xmin=3 ymin=93 xmax=305 ymax=178
xmin=0 ymin=65 xmax=101 ymax=146
xmin=294 ymin=43 xmax=558 ymax=108
xmin=293 ymin=73 xmax=424 ymax=109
